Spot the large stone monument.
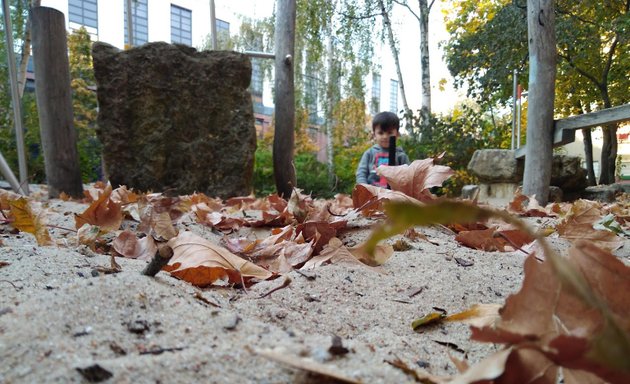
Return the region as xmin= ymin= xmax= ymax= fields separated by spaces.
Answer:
xmin=92 ymin=42 xmax=256 ymax=198
xmin=466 ymin=149 xmax=588 ymax=203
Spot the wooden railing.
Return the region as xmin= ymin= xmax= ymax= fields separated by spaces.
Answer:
xmin=515 ymin=103 xmax=630 ymax=159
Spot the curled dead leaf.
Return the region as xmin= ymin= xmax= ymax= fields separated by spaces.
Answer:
xmin=164 ymin=231 xmax=272 ymax=287
xmin=75 ymin=184 xmax=123 ymax=233
xmin=112 ymin=230 xmax=157 ymax=260
xmin=376 ymin=158 xmax=454 ymax=202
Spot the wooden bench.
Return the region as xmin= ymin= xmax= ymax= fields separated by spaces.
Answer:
xmin=515 ymin=103 xmax=630 ymax=159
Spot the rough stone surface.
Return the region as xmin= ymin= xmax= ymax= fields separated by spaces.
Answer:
xmin=548 ymin=186 xmax=563 ymax=203
xmin=92 ymin=42 xmax=256 ymax=198
xmin=550 ymin=155 xmax=587 ymax=192
xmin=476 ymin=183 xmax=520 ymax=205
xmin=582 ymin=185 xmax=617 ymax=203
xmin=467 ymin=150 xmax=523 ymax=183
xmin=612 ymin=183 xmax=630 ymax=194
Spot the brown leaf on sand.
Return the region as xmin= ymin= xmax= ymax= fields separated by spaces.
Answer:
xmin=455 ymin=228 xmax=534 ymax=252
xmin=376 ymin=158 xmax=454 ymax=202
xmin=8 ymin=198 xmax=53 ymax=246
xmin=556 ymin=200 xmax=624 ymax=250
xmin=112 ymin=230 xmax=157 ymax=261
xmin=469 ymin=241 xmax=630 ymax=383
xmin=507 ymin=194 xmax=554 ymax=217
xmin=164 ymin=231 xmax=272 ymax=287
xmin=352 ymin=184 xmax=422 ymax=216
xmin=75 ymin=184 xmax=123 ymax=233
xmin=301 ymin=237 xmax=387 ymax=271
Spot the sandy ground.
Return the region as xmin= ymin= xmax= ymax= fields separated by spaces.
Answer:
xmin=0 ymin=187 xmax=627 ymax=383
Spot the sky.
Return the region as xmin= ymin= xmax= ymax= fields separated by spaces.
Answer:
xmin=214 ymin=0 xmax=464 ymax=114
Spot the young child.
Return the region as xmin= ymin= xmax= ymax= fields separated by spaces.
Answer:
xmin=356 ymin=111 xmax=410 ymax=187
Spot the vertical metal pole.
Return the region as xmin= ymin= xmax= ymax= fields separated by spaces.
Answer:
xmin=126 ymin=0 xmax=134 ymax=47
xmin=516 ymin=88 xmax=522 ymax=148
xmin=209 ymin=0 xmax=217 ymax=49
xmin=511 ymin=69 xmax=517 ymax=150
xmin=2 ymin=0 xmax=29 ymax=195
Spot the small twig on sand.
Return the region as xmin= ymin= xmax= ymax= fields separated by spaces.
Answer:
xmin=46 ymin=224 xmax=77 ymax=233
xmin=257 ymin=276 xmax=292 ymax=299
xmin=139 ymin=346 xmax=186 ymax=355
xmin=142 ymin=244 xmax=174 ymax=276
xmin=495 ymin=232 xmax=530 ymax=255
xmin=0 ymin=280 xmax=21 ymax=290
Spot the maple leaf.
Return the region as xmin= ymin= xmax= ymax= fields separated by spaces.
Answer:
xmin=164 ymin=231 xmax=272 ymax=287
xmin=455 ymin=228 xmax=534 ymax=252
xmin=557 ymin=199 xmax=624 ymax=250
xmin=376 ymin=158 xmax=454 ymax=202
xmin=301 ymin=237 xmax=388 ymax=271
xmin=352 ymin=184 xmax=422 ymax=216
xmin=75 ymin=184 xmax=123 ymax=233
xmin=192 ymin=204 xmax=244 ymax=233
xmin=470 ymin=241 xmax=630 ymax=383
xmin=112 ymin=230 xmax=157 ymax=260
xmin=8 ymin=197 xmax=53 ymax=246
xmin=507 ymin=194 xmax=555 ymax=217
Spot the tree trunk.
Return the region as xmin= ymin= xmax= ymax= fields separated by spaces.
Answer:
xmin=581 ymin=128 xmax=596 ymax=186
xmin=378 ymin=0 xmax=410 ymax=116
xmin=522 ymin=0 xmax=556 ymax=205
xmin=31 ymin=7 xmax=84 ymax=198
xmin=325 ymin=34 xmax=335 ymax=188
xmin=418 ymin=0 xmax=431 ymax=127
xmin=17 ymin=0 xmax=41 ymax=97
xmin=273 ymin=0 xmax=297 ymax=199
xmin=599 ymin=124 xmax=618 ymax=184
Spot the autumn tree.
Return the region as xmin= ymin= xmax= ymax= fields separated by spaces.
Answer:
xmin=443 ymin=0 xmax=630 ymax=184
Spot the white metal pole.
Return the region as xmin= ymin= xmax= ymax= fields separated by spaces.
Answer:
xmin=209 ymin=0 xmax=217 ymax=49
xmin=511 ymin=69 xmax=517 ymax=150
xmin=2 ymin=0 xmax=29 ymax=195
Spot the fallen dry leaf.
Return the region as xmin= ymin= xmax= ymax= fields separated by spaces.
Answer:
xmin=470 ymin=241 xmax=630 ymax=383
xmin=557 ymin=200 xmax=624 ymax=251
xmin=507 ymin=194 xmax=554 ymax=217
xmin=164 ymin=231 xmax=272 ymax=287
xmin=112 ymin=230 xmax=157 ymax=260
xmin=301 ymin=237 xmax=386 ymax=271
xmin=412 ymin=304 xmax=500 ymax=331
xmin=77 ymin=224 xmax=100 ymax=249
xmin=8 ymin=198 xmax=53 ymax=246
xmin=75 ymin=184 xmax=123 ymax=233
xmin=455 ymin=228 xmax=534 ymax=252
xmin=352 ymin=183 xmax=422 ymax=216
xmin=376 ymin=158 xmax=454 ymax=202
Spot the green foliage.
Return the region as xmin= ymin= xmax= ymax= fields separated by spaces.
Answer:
xmin=253 ymin=146 xmax=275 ymax=196
xmin=253 ymin=145 xmax=334 ymax=198
xmin=68 ymin=27 xmax=102 ymax=182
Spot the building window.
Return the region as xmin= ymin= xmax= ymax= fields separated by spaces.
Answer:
xmin=125 ymin=0 xmax=148 ymax=46
xmin=171 ymin=5 xmax=192 ymax=46
xmin=389 ymin=79 xmax=398 ymax=113
xmin=251 ymin=60 xmax=263 ymax=96
xmin=371 ymin=73 xmax=381 ymax=114
xmin=215 ymin=18 xmax=231 ymax=48
xmin=68 ymin=0 xmax=98 ymax=30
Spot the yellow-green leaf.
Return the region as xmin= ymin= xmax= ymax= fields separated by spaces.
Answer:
xmin=8 ymin=198 xmax=53 ymax=246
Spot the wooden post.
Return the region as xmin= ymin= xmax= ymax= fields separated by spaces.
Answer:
xmin=522 ymin=0 xmax=556 ymax=205
xmin=31 ymin=7 xmax=84 ymax=198
xmin=273 ymin=0 xmax=296 ymax=199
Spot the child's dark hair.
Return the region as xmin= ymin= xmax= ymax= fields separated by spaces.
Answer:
xmin=372 ymin=111 xmax=400 ymax=132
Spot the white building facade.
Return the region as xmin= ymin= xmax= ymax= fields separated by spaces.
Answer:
xmin=40 ymin=0 xmax=215 ymax=49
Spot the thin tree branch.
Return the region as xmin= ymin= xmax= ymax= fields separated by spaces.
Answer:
xmin=428 ymin=0 xmax=435 ymax=12
xmin=602 ymin=35 xmax=619 ymax=83
xmin=392 ymin=0 xmax=420 ymax=21
xmin=557 ymin=50 xmax=603 ymax=91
